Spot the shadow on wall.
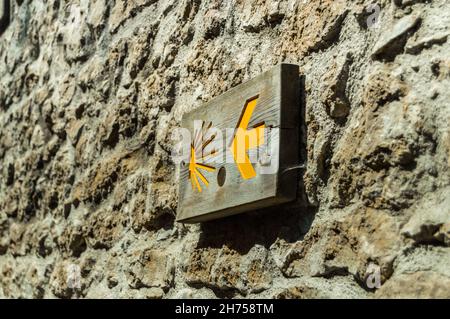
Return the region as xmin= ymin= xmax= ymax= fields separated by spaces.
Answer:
xmin=196 ymin=75 xmax=317 ymax=254
xmin=0 ymin=0 xmax=11 ymax=36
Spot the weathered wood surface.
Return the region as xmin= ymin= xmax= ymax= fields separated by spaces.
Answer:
xmin=177 ymin=63 xmax=301 ymax=223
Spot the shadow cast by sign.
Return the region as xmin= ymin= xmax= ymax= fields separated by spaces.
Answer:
xmin=0 ymin=0 xmax=10 ymax=36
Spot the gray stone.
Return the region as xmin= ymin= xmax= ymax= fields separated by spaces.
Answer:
xmin=0 ymin=0 xmax=449 ymax=299
xmin=372 ymin=14 xmax=421 ymax=60
xmin=402 ymin=187 xmax=450 ymax=246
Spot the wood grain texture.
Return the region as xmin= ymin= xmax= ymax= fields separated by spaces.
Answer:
xmin=177 ymin=63 xmax=301 ymax=223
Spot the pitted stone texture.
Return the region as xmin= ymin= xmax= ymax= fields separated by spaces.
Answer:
xmin=0 ymin=0 xmax=449 ymax=299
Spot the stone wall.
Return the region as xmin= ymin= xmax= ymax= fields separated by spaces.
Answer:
xmin=0 ymin=0 xmax=449 ymax=298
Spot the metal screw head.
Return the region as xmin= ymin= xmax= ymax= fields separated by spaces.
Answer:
xmin=258 ymin=152 xmax=272 ymax=166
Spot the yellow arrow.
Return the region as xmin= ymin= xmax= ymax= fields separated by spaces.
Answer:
xmin=230 ymin=98 xmax=265 ymax=180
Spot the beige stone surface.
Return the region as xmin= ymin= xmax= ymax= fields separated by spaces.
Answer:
xmin=0 ymin=0 xmax=449 ymax=298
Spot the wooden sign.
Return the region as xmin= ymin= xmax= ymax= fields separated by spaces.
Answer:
xmin=0 ymin=0 xmax=10 ymax=35
xmin=176 ymin=63 xmax=300 ymax=223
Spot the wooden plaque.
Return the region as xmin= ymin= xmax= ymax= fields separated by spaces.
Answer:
xmin=176 ymin=63 xmax=300 ymax=223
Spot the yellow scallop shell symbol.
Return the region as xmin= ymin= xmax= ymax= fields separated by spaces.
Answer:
xmin=189 ymin=121 xmax=216 ymax=192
